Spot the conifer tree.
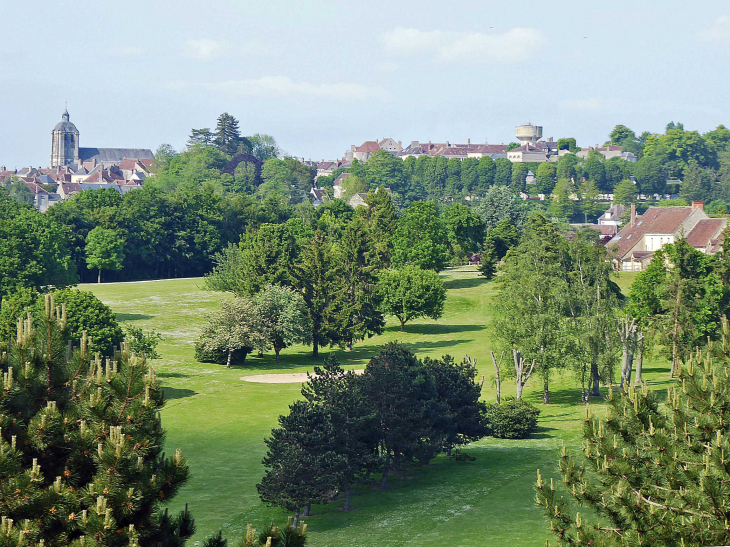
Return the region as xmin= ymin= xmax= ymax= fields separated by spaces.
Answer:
xmin=294 ymin=231 xmax=339 ymax=357
xmin=257 ymin=401 xmax=345 ymax=527
xmin=536 ymin=317 xmax=730 ymax=546
xmin=333 ymin=217 xmax=384 ymax=350
xmin=0 ymin=295 xmax=193 ymax=546
xmin=301 ymin=355 xmax=379 ymax=511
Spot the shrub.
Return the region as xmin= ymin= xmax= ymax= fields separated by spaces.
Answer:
xmin=234 ymin=520 xmax=308 ymax=547
xmin=194 ymin=343 xmax=253 ymax=366
xmin=483 ymin=397 xmax=540 ymax=439
xmin=124 ymin=324 xmax=164 ymax=359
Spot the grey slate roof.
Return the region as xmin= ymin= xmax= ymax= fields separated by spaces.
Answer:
xmin=78 ymin=148 xmax=154 ymax=164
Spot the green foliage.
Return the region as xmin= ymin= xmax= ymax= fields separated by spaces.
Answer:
xmin=214 ymin=112 xmax=245 ymax=155
xmin=0 ymin=295 xmax=193 ymax=546
xmin=494 ymin=215 xmax=569 ymax=403
xmin=50 ymin=288 xmax=124 ymax=356
xmin=0 ymin=194 xmax=76 ymax=303
xmin=248 ymin=134 xmax=281 ymax=162
xmin=392 ymin=201 xmax=448 ymax=271
xmin=494 ymin=158 xmax=513 ymax=187
xmin=476 ymin=186 xmax=528 ymax=231
xmin=582 ymin=150 xmax=607 ymax=192
xmin=483 ymin=398 xmax=540 ymax=439
xmin=441 ymin=203 xmax=485 ymax=262
xmin=252 ymin=285 xmax=310 ymax=362
xmin=556 ymin=138 xmax=578 ymax=152
xmin=85 ymin=226 xmax=124 ymax=282
xmin=536 ymin=331 xmax=730 ymax=545
xmin=123 ymin=325 xmax=163 ymax=359
xmin=377 ymin=266 xmax=446 ymax=330
xmin=549 ymin=178 xmax=576 ymax=219
xmin=0 ymin=287 xmax=38 ymax=344
xmin=195 ymin=298 xmax=260 ymax=367
xmin=536 ymin=162 xmax=558 ymax=194
xmin=612 ymin=178 xmax=638 ymax=205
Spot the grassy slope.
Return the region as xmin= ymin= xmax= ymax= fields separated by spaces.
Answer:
xmin=85 ymin=268 xmax=669 ymax=546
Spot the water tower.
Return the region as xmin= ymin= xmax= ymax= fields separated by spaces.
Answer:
xmin=515 ymin=123 xmax=542 ymax=146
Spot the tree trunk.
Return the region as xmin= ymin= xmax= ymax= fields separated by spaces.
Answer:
xmin=303 ymin=503 xmax=311 ymax=517
xmin=343 ymin=486 xmax=351 ymax=512
xmin=346 ymin=340 xmax=353 ymax=351
xmin=490 ymin=351 xmax=502 ymax=404
xmin=275 ymin=347 xmax=280 ymax=364
xmin=257 ymin=348 xmax=263 ymax=358
xmin=399 ymin=318 xmax=405 ymax=332
xmin=380 ymin=468 xmax=389 ymax=490
xmin=635 ymin=335 xmax=645 ymax=384
xmin=446 ymin=447 xmax=452 ymax=457
xmin=98 ymin=268 xmax=102 ymax=284
xmin=590 ymin=362 xmax=600 ymax=397
xmin=312 ymin=338 xmax=319 ymax=358
xmin=226 ymin=349 xmax=232 ymax=369
xmin=293 ymin=507 xmax=300 ymax=528
xmin=543 ymin=377 xmax=549 ymax=404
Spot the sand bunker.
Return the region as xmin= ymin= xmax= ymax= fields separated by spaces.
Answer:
xmin=241 ymin=370 xmax=363 ymax=384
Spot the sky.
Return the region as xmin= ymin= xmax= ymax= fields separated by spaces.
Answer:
xmin=1 ymin=0 xmax=730 ymax=168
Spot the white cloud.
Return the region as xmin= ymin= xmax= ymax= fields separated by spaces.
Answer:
xmin=202 ymin=76 xmax=390 ymax=101
xmin=558 ymin=98 xmax=626 ymax=112
xmin=112 ymin=46 xmax=145 ymax=57
xmin=375 ymin=61 xmax=399 ymax=73
xmin=381 ymin=26 xmax=545 ymax=62
xmin=184 ymin=39 xmax=223 ymax=60
xmin=698 ymin=15 xmax=730 ymax=43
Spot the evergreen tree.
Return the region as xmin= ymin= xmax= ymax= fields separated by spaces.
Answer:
xmin=0 ymin=295 xmax=194 ymax=546
xmin=188 ymin=128 xmax=214 ymax=147
xmin=301 ymin=355 xmax=378 ymax=511
xmin=257 ymin=401 xmax=345 ymax=526
xmin=536 ymin=323 xmax=730 ymax=546
xmin=363 ymin=189 xmax=397 ymax=269
xmin=333 ymin=217 xmax=384 ymax=350
xmin=359 ymin=343 xmax=447 ymax=488
xmin=422 ymin=355 xmax=487 ymax=455
xmin=214 ymin=113 xmax=243 ymax=156
xmin=294 ymin=231 xmax=339 ymax=357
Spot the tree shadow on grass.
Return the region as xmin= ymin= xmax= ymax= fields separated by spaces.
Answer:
xmin=163 ymin=387 xmax=196 ymax=400
xmin=116 ymin=313 xmax=154 ymax=322
xmin=443 ymin=277 xmax=487 ymax=290
xmin=394 ymin=324 xmax=485 ymax=335
xmin=529 ymin=425 xmax=558 ymax=440
xmin=158 ymin=372 xmax=190 ymax=379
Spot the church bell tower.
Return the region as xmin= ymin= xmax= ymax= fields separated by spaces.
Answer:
xmin=50 ymin=107 xmax=79 ymax=168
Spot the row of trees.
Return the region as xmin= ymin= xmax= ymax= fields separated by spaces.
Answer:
xmin=258 ymin=346 xmax=486 ymax=525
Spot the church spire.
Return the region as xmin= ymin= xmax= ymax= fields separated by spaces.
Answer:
xmin=62 ymin=104 xmax=69 ymax=122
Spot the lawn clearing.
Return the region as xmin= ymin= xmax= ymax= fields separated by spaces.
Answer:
xmin=85 ymin=267 xmax=667 ymax=546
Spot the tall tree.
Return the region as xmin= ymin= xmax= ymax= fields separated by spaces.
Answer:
xmin=392 ymin=201 xmax=448 ymax=271
xmin=333 ymin=217 xmax=384 ymax=350
xmin=258 ymin=401 xmax=345 ymax=526
xmin=536 ymin=162 xmax=558 ymax=195
xmin=197 ymin=297 xmax=261 ymax=368
xmin=85 ymin=226 xmax=124 ymax=283
xmin=188 ymin=127 xmax=214 ymax=147
xmin=294 ymin=231 xmax=339 ymax=357
xmin=214 ymin=112 xmax=243 ymax=156
xmin=359 ymin=343 xmax=447 ymax=488
xmin=441 ymin=203 xmax=485 ymax=261
xmin=363 ymin=188 xmax=397 ymax=269
xmin=494 ymin=215 xmax=568 ymax=403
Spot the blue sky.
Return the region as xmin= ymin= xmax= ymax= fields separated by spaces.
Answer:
xmin=1 ymin=0 xmax=729 ymax=168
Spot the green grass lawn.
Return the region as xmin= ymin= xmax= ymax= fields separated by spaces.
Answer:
xmin=84 ymin=267 xmax=666 ymax=546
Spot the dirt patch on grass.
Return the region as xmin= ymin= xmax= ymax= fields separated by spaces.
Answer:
xmin=241 ymin=370 xmax=363 ymax=384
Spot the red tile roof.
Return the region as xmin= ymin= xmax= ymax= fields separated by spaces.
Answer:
xmin=609 ymin=207 xmax=695 ymax=258
xmin=685 ymin=218 xmax=727 ymax=248
xmin=355 ymin=141 xmax=380 ymax=153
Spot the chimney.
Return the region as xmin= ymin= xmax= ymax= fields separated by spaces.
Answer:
xmin=692 ymin=201 xmax=704 ymax=211
xmin=630 ymin=203 xmax=636 ymax=227
xmin=467 ymin=138 xmax=471 ymax=144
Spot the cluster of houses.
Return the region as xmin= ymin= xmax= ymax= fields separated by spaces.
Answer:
xmin=0 ymin=158 xmax=154 ymax=212
xmin=0 ymin=109 xmax=154 ymax=211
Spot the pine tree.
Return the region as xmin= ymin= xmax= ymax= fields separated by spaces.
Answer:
xmin=333 ymin=217 xmax=384 ymax=350
xmin=0 ymin=295 xmax=193 ymax=546
xmin=257 ymin=401 xmax=345 ymax=527
xmin=294 ymin=231 xmax=339 ymax=357
xmin=213 ymin=113 xmax=242 ymax=156
xmin=301 ymin=355 xmax=379 ymax=511
xmin=536 ymin=318 xmax=730 ymax=546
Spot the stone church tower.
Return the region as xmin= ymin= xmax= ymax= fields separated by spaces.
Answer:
xmin=50 ymin=108 xmax=79 ymax=167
